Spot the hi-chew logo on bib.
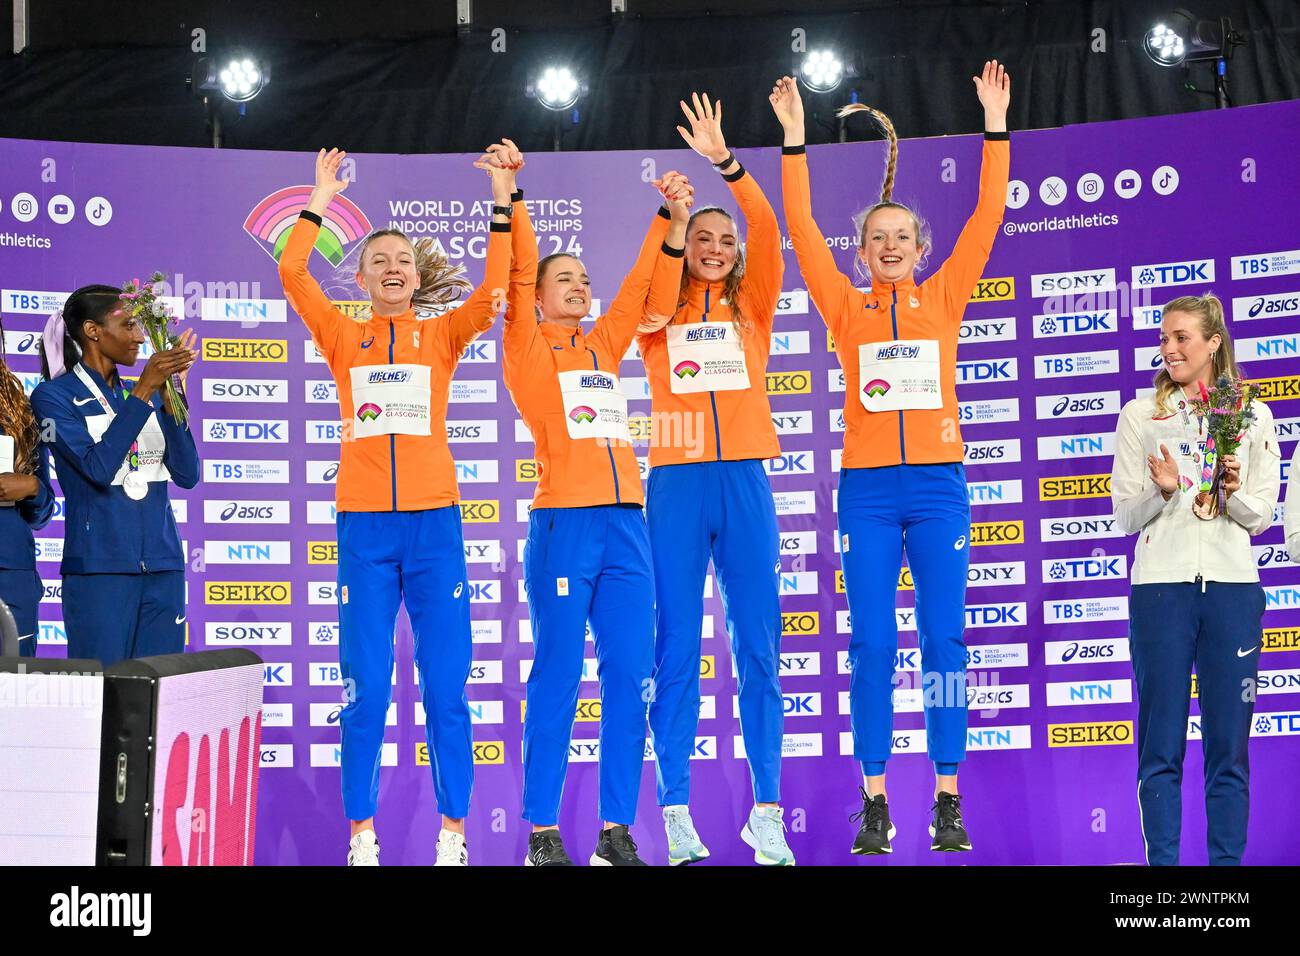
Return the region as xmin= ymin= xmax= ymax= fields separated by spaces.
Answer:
xmin=666 ymin=323 xmax=748 ymax=393
xmin=558 ymin=369 xmax=629 ymax=441
xmin=348 ymin=364 xmax=432 ymax=438
xmin=858 ymin=340 xmax=941 ymax=412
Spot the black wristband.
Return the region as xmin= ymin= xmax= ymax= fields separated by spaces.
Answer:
xmin=299 ymin=210 xmax=323 ymax=226
xmin=511 ymin=189 xmax=524 ymax=202
xmin=721 ymin=164 xmax=746 ymax=183
xmin=712 ymin=150 xmax=736 ymax=169
xmin=781 ymin=145 xmax=806 ymax=155
xmin=656 ymin=206 xmax=671 ymax=220
xmin=661 ymin=243 xmax=685 ymax=258
xmin=492 ymin=204 xmax=513 ymax=218
xmin=984 ymin=130 xmax=1010 ymax=141
xmin=489 ymin=222 xmax=511 ymax=233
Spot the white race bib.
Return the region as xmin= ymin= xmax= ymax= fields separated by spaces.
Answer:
xmin=75 ymin=365 xmax=171 ymax=489
xmin=557 ymin=369 xmax=631 ymax=442
xmin=857 ymin=339 xmax=943 ymax=412
xmin=666 ymin=323 xmax=749 ymax=393
xmin=349 ymin=364 xmax=432 ymax=438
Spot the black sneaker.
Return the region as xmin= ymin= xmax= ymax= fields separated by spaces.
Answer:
xmin=590 ymin=825 xmax=648 ymax=866
xmin=850 ymin=788 xmax=896 ymax=855
xmin=526 ymin=829 xmax=575 ymax=866
xmin=929 ymin=792 xmax=972 ymax=851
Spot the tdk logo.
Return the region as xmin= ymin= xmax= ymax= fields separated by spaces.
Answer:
xmin=367 ymin=369 xmax=409 ymax=384
xmin=1033 ymin=311 xmax=1116 ymax=338
xmin=876 ymin=344 xmax=921 ymax=360
xmin=203 ymin=420 xmax=286 ymax=442
xmin=1043 ymin=557 xmax=1126 ymax=581
xmin=580 ymin=374 xmax=615 ymax=389
xmin=1131 ymin=258 xmax=1215 ymax=289
xmin=965 ymin=603 xmax=1024 ymax=627
xmin=685 ymin=326 xmax=727 ymax=342
xmin=956 ymin=359 xmax=1017 ymax=383
xmin=764 ymin=453 xmax=813 ymax=475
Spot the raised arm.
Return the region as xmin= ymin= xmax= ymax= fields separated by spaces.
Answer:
xmin=772 ymin=76 xmax=859 ymax=344
xmin=442 ymin=143 xmax=517 ymax=356
xmin=279 ymin=148 xmax=352 ymax=365
xmin=594 ymin=174 xmax=690 ymax=360
xmin=677 ymin=91 xmax=784 ymax=335
xmin=933 ymin=61 xmax=1011 ymax=318
xmin=500 ymin=142 xmax=540 ymax=391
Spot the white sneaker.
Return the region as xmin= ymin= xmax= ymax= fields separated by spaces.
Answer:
xmin=435 ymin=828 xmax=468 ymax=866
xmin=347 ymin=829 xmax=380 ymax=866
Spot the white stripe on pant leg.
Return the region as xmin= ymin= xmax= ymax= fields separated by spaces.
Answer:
xmin=1136 ymin=778 xmax=1150 ymax=865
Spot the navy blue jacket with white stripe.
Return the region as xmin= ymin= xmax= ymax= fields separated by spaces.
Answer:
xmin=30 ymin=364 xmax=199 ymax=574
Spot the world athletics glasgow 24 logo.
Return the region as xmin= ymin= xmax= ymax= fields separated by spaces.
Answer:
xmin=243 ymin=186 xmax=373 ymax=266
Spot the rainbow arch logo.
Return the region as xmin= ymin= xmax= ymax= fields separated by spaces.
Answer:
xmin=863 ymin=378 xmax=891 ymax=398
xmin=244 ymin=186 xmax=373 ymax=266
xmin=673 ymin=360 xmax=701 ymax=379
xmin=569 ymin=405 xmax=598 ymax=425
xmin=356 ymin=403 xmax=383 ymax=422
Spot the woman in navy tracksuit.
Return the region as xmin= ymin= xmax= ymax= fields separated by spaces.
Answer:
xmin=0 ymin=332 xmax=55 ymax=656
xmin=1112 ymin=293 xmax=1281 ymax=865
xmin=31 ymin=285 xmax=199 ymax=667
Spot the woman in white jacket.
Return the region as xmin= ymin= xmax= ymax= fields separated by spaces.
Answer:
xmin=1111 ymin=292 xmax=1281 ymax=867
xmin=1287 ymin=442 xmax=1300 ymax=563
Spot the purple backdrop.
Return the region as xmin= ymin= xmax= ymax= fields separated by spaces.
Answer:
xmin=5 ymin=100 xmax=1299 ymax=865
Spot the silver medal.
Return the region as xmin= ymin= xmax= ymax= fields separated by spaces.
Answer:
xmin=123 ymin=472 xmax=148 ymax=500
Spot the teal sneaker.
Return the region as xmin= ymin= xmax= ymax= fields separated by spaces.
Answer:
xmin=741 ymin=806 xmax=795 ymax=866
xmin=663 ymin=805 xmax=710 ymax=866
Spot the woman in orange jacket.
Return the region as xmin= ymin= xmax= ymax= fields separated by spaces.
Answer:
xmin=500 ymin=139 xmax=691 ymax=866
xmin=772 ymin=62 xmax=1010 ymax=855
xmin=279 ymin=145 xmax=515 ymax=867
xmin=638 ymin=93 xmax=794 ymax=866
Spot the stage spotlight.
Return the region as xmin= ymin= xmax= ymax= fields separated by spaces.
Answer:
xmin=1143 ymin=9 xmax=1244 ymax=68
xmin=194 ymin=54 xmax=269 ymax=103
xmin=800 ymin=50 xmax=844 ymax=93
xmin=529 ymin=67 xmax=583 ymax=112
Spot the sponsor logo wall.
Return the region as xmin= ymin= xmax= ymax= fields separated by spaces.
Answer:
xmin=4 ymin=102 xmax=1298 ymax=866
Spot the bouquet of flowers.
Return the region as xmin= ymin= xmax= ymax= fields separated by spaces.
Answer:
xmin=1187 ymin=375 xmax=1258 ymax=519
xmin=120 ymin=273 xmax=188 ymax=425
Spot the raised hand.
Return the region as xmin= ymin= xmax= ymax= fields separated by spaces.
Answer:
xmin=473 ymin=140 xmax=524 ymax=204
xmin=1147 ymin=443 xmax=1181 ymax=495
xmin=314 ymin=148 xmax=349 ymax=197
xmin=676 ymin=92 xmax=730 ymax=166
xmin=653 ymin=170 xmax=695 ymax=222
xmin=768 ymin=76 xmax=804 ymax=132
xmin=133 ymin=339 xmax=196 ymax=401
xmin=973 ymin=60 xmax=1010 ymax=127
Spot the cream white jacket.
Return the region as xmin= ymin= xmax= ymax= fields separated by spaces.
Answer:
xmin=1287 ymin=440 xmax=1300 ymax=563
xmin=1111 ymin=393 xmax=1281 ymax=585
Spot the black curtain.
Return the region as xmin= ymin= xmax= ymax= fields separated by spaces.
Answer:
xmin=0 ymin=0 xmax=1296 ymax=153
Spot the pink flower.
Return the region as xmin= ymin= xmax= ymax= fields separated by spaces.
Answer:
xmin=1197 ymin=380 xmax=1210 ymax=403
